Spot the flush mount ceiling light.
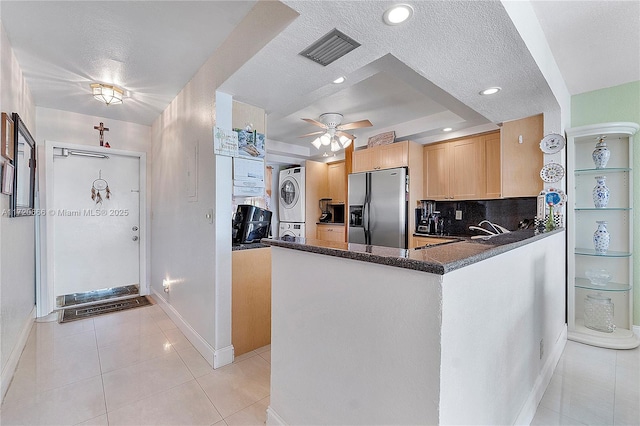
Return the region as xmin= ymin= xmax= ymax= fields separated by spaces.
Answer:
xmin=480 ymin=87 xmax=501 ymax=96
xmin=383 ymin=4 xmax=414 ymax=25
xmin=333 ymin=76 xmax=346 ymax=84
xmin=91 ymin=83 xmax=124 ymax=105
xmin=442 ymin=127 xmax=453 ymax=132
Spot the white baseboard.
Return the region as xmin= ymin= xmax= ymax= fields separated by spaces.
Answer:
xmin=151 ymin=288 xmax=233 ymax=369
xmin=213 ymin=345 xmax=234 ymax=369
xmin=1 ymin=306 xmax=36 ymax=403
xmin=266 ymin=406 xmax=287 ymax=426
xmin=514 ymin=325 xmax=567 ymax=425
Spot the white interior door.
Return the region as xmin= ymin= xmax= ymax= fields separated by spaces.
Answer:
xmin=52 ymin=150 xmax=140 ymax=296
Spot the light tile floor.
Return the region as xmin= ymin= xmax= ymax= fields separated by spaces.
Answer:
xmin=0 ymin=303 xmax=271 ymax=426
xmin=531 ymin=340 xmax=640 ymax=425
xmin=1 ymin=304 xmax=638 ymax=425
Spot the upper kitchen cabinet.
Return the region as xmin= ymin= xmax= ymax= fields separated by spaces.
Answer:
xmin=352 ymin=140 xmax=409 ymax=173
xmin=501 ymin=114 xmax=543 ymax=198
xmin=423 ymin=132 xmax=500 ymax=201
xmin=327 ymin=161 xmax=346 ymax=204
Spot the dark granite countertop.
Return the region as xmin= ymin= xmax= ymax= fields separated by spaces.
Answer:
xmin=232 ymin=242 xmax=269 ymax=251
xmin=262 ymin=228 xmax=564 ymax=274
xmin=316 ymin=222 xmax=345 ymax=226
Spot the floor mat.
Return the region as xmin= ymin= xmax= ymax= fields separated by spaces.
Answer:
xmin=58 ymin=296 xmax=152 ymax=323
xmin=56 ymin=285 xmax=140 ymax=308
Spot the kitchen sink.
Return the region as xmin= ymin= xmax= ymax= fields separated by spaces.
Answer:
xmin=413 ymin=237 xmax=462 ymax=249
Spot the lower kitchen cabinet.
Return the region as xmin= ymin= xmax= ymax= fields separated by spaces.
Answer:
xmin=316 ymin=224 xmax=345 ymax=242
xmin=232 ymin=247 xmax=271 ymax=356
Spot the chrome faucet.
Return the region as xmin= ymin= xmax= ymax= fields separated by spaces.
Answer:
xmin=469 ymin=220 xmax=511 ymax=240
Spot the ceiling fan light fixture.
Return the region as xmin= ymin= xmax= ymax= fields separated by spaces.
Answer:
xmin=91 ymin=83 xmax=124 ymax=105
xmin=330 ymin=140 xmax=341 ymax=152
xmin=311 ymin=137 xmax=322 ymax=149
xmin=480 ymin=87 xmax=501 ymax=96
xmin=383 ymin=4 xmax=414 ymax=25
xmin=320 ymin=133 xmax=331 ymax=146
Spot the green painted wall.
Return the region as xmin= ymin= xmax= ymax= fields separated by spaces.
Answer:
xmin=572 ymin=80 xmax=640 ymax=326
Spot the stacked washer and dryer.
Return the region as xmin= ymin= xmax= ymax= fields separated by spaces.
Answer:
xmin=278 ymin=167 xmax=305 ymax=238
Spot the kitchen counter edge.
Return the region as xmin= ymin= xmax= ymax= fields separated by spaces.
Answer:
xmin=262 ymin=228 xmax=564 ymax=275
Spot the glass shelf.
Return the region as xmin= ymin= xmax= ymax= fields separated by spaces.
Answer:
xmin=574 ymin=278 xmax=631 ymax=292
xmin=575 ymin=167 xmax=631 ymax=174
xmin=575 ymin=248 xmax=632 ymax=257
xmin=575 ymin=207 xmax=631 ymax=211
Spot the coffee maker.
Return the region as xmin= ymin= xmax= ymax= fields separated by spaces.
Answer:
xmin=415 ymin=200 xmax=440 ymax=234
xmin=319 ymin=198 xmax=332 ymax=223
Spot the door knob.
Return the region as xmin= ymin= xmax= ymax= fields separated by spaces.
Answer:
xmin=132 ymin=236 xmax=139 ymax=241
xmin=132 ymin=226 xmax=139 ymax=231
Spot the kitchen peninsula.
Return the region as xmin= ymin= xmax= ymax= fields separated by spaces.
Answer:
xmin=263 ymin=229 xmax=566 ymax=425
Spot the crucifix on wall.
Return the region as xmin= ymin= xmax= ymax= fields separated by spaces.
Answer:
xmin=93 ymin=122 xmax=110 ymax=147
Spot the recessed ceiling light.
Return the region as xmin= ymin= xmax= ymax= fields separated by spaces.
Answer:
xmin=480 ymin=87 xmax=501 ymax=96
xmin=383 ymin=4 xmax=414 ymax=25
xmin=442 ymin=127 xmax=453 ymax=132
xmin=333 ymin=76 xmax=346 ymax=84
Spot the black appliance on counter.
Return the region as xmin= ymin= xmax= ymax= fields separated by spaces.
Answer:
xmin=232 ymin=204 xmax=272 ymax=244
xmin=415 ymin=200 xmax=443 ymax=234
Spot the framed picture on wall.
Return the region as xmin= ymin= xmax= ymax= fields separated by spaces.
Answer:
xmin=2 ymin=161 xmax=15 ymax=195
xmin=1 ymin=112 xmax=14 ymax=161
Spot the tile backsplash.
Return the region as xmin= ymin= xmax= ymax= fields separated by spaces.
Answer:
xmin=427 ymin=197 xmax=537 ymax=236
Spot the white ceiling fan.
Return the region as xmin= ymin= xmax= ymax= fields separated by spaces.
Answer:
xmin=299 ymin=113 xmax=373 ymax=153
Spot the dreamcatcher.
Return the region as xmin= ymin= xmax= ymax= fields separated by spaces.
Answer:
xmin=91 ymin=170 xmax=111 ymax=204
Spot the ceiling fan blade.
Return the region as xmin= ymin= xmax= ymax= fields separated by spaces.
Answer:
xmin=336 ymin=131 xmax=355 ymax=139
xmin=338 ymin=119 xmax=373 ymax=130
xmin=298 ymin=130 xmax=325 ymax=138
xmin=301 ymin=118 xmax=327 ymax=128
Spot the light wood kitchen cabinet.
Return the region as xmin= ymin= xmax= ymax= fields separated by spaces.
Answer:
xmin=328 ymin=161 xmax=346 ymax=204
xmin=423 ymin=132 xmax=499 ymax=201
xmin=232 ymin=247 xmax=271 ymax=356
xmin=316 ymin=224 xmax=345 ymax=242
xmin=501 ymin=114 xmax=543 ymax=197
xmin=352 ymin=141 xmax=408 ymax=173
xmin=423 ymin=143 xmax=450 ymax=200
xmin=484 ymin=132 xmax=502 ymax=199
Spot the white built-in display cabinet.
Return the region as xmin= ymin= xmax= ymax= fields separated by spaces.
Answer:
xmin=566 ymin=122 xmax=639 ymax=349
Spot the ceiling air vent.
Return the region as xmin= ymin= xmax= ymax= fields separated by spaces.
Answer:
xmin=299 ymin=29 xmax=361 ymax=66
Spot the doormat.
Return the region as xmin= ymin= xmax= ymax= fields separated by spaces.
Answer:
xmin=58 ymin=296 xmax=152 ymax=323
xmin=56 ymin=284 xmax=140 ymax=308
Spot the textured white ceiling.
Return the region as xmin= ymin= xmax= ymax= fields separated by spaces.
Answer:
xmin=1 ymin=1 xmax=257 ymax=125
xmin=531 ymin=0 xmax=640 ymax=95
xmin=0 ymin=0 xmax=636 ymax=157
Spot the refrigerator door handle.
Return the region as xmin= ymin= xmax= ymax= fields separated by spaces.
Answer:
xmin=363 ymin=172 xmax=371 ymax=245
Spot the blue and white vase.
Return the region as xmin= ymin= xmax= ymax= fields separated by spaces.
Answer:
xmin=592 ymin=176 xmax=610 ymax=208
xmin=593 ymin=221 xmax=610 ymax=254
xmin=592 ymin=137 xmax=610 ymax=169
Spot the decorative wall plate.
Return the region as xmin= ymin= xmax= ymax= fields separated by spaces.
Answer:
xmin=540 ymin=133 xmax=566 ymax=154
xmin=540 ymin=162 xmax=565 ymax=183
xmin=544 ymin=189 xmax=566 ymax=206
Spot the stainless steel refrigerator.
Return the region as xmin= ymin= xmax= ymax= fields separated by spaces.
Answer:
xmin=348 ymin=167 xmax=408 ymax=248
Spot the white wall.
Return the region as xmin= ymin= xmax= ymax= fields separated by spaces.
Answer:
xmin=439 ymin=231 xmax=566 ymax=425
xmin=0 ymin=21 xmax=36 ymax=399
xmin=268 ymin=247 xmax=443 ymax=425
xmin=149 ymin=1 xmax=299 ymax=367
